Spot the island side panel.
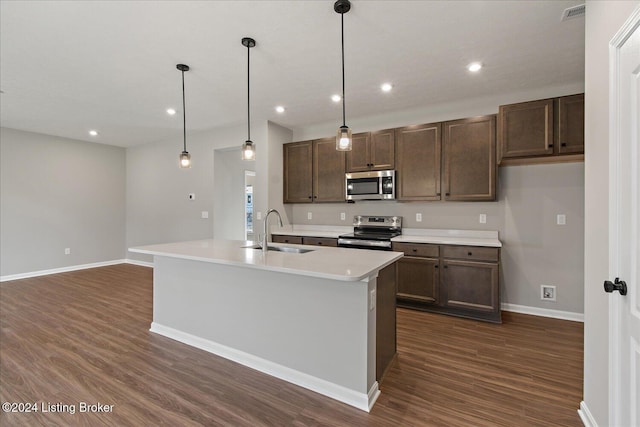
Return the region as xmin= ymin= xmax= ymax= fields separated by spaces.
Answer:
xmin=151 ymin=255 xmax=373 ymax=397
xmin=376 ymin=262 xmax=397 ymax=381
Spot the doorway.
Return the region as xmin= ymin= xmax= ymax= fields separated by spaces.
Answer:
xmin=245 ymin=170 xmax=256 ymax=241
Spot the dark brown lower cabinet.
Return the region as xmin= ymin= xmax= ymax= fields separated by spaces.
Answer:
xmin=396 ymin=257 xmax=439 ymax=305
xmin=393 ymin=242 xmax=501 ymax=323
xmin=271 ymin=235 xmax=303 ymax=245
xmin=441 ymin=259 xmax=500 ymax=322
xmin=301 ymin=237 xmax=338 ymax=247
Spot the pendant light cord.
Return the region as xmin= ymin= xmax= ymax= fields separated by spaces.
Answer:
xmin=181 ymin=69 xmax=187 ymax=152
xmin=341 ymin=11 xmax=346 ymax=127
xmin=247 ymin=44 xmax=251 ymax=141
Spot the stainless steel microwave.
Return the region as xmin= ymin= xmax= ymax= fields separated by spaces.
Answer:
xmin=346 ymin=170 xmax=395 ymax=201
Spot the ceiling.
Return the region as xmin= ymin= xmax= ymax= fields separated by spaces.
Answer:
xmin=0 ymin=1 xmax=585 ymax=148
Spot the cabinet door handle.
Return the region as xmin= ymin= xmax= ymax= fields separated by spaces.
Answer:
xmin=468 ymin=252 xmax=473 ymax=256
xmin=318 ymin=242 xmax=323 ymax=245
xmin=313 ymin=195 xmax=317 ymax=199
xmin=561 ymin=142 xmax=567 ymax=147
xmin=434 ymin=265 xmax=439 ymax=269
xmin=443 ymin=265 xmax=448 ymax=269
xmin=412 ymin=248 xmax=417 ymax=252
xmin=548 ymin=144 xmax=553 ymax=148
xmin=445 ymin=192 xmax=450 ymax=196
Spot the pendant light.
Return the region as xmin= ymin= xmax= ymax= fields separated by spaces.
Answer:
xmin=241 ymin=37 xmax=256 ymax=161
xmin=176 ymin=63 xmax=191 ymax=168
xmin=335 ymin=0 xmax=352 ymax=151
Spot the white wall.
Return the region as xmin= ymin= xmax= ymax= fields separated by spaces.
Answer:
xmin=583 ymin=1 xmax=639 ymax=425
xmin=0 ymin=127 xmax=126 ymax=277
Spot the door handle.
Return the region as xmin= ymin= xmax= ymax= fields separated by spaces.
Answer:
xmin=604 ymin=278 xmax=628 ymax=295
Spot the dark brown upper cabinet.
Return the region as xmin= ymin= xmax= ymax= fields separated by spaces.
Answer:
xmin=442 ymin=115 xmax=497 ymax=201
xmin=346 ymin=129 xmax=395 ymax=172
xmin=283 ymin=139 xmax=345 ymax=204
xmin=557 ymin=94 xmax=585 ymax=154
xmin=313 ymin=137 xmax=346 ymax=202
xmin=498 ymin=94 xmax=584 ymax=165
xmin=283 ymin=140 xmax=313 ymax=203
xmin=395 ymin=123 xmax=442 ymax=201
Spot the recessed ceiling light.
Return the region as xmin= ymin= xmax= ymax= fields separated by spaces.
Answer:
xmin=467 ymin=62 xmax=483 ymax=72
xmin=381 ymin=83 xmax=393 ymax=92
xmin=331 ymin=94 xmax=341 ymax=103
xmin=166 ymin=108 xmax=177 ymax=115
xmin=89 ymin=130 xmax=98 ymax=136
xmin=275 ymin=106 xmax=285 ymax=113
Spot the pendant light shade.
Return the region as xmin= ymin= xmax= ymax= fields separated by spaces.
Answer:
xmin=176 ymin=63 xmax=191 ymax=168
xmin=334 ymin=0 xmax=352 ymax=151
xmin=242 ymin=37 xmax=256 ymax=161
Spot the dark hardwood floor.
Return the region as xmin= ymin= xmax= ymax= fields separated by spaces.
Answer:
xmin=0 ymin=264 xmax=583 ymax=426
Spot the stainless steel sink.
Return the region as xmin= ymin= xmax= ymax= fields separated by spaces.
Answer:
xmin=243 ymin=244 xmax=314 ymax=254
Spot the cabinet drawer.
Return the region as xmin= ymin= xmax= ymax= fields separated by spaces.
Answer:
xmin=392 ymin=242 xmax=439 ymax=258
xmin=272 ymin=235 xmax=303 ymax=245
xmin=441 ymin=245 xmax=499 ymax=262
xmin=302 ymin=237 xmax=338 ymax=247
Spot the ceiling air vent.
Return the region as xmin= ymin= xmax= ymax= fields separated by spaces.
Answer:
xmin=561 ymin=4 xmax=585 ymax=21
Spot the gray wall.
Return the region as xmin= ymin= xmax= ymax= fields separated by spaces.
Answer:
xmin=213 ymin=147 xmax=250 ymax=240
xmin=0 ymin=127 xmax=126 ymax=277
xmin=583 ymin=1 xmax=639 ymax=425
xmin=290 ymin=163 xmax=584 ymax=314
xmin=126 ymin=122 xmax=271 ymax=264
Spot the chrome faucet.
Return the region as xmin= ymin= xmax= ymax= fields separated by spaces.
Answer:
xmin=262 ymin=209 xmax=283 ymax=253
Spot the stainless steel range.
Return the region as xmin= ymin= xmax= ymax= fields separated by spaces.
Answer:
xmin=337 ymin=215 xmax=402 ymax=251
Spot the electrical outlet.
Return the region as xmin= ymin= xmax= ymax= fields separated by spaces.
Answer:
xmin=370 ymin=289 xmax=376 ymax=311
xmin=188 ymin=193 xmax=195 ymax=200
xmin=557 ymin=214 xmax=566 ymax=225
xmin=307 ymin=212 xmax=312 ymax=220
xmin=479 ymin=214 xmax=487 ymax=224
xmin=340 ymin=212 xmax=346 ymax=221
xmin=416 ymin=213 xmax=422 ymax=222
xmin=201 ymin=211 xmax=209 ymax=219
xmin=541 ymin=285 xmax=556 ymax=301
xmin=256 ymin=211 xmax=262 ymax=220
xmin=64 ymin=248 xmax=71 ymax=255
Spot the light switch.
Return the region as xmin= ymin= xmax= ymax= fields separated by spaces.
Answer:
xmin=201 ymin=211 xmax=209 ymax=219
xmin=416 ymin=213 xmax=422 ymax=222
xmin=307 ymin=212 xmax=313 ymax=220
xmin=557 ymin=214 xmax=566 ymax=225
xmin=479 ymin=214 xmax=487 ymax=224
xmin=340 ymin=212 xmax=346 ymax=221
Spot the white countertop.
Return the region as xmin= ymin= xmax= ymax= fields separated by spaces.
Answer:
xmin=272 ymin=226 xmax=502 ymax=248
xmin=392 ymin=228 xmax=501 ymax=248
xmin=129 ymin=239 xmax=402 ymax=282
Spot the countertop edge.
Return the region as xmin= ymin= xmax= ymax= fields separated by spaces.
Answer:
xmin=128 ymin=245 xmax=403 ymax=282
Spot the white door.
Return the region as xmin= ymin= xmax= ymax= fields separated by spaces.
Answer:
xmin=608 ymin=7 xmax=640 ymax=427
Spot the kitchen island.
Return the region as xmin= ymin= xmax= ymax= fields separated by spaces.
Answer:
xmin=128 ymin=239 xmax=402 ymax=412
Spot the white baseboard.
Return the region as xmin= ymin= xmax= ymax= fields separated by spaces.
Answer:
xmin=0 ymin=259 xmax=127 ymax=282
xmin=124 ymin=259 xmax=154 ymax=268
xmin=501 ymin=303 xmax=584 ymax=322
xmin=578 ymin=401 xmax=597 ymax=427
xmin=150 ymin=322 xmax=376 ymax=412
xmin=0 ymin=259 xmax=154 ymax=282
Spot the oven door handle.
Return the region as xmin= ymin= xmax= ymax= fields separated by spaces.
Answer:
xmin=338 ymin=239 xmax=392 ymax=248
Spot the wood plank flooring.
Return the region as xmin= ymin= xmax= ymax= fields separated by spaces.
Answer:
xmin=0 ymin=264 xmax=583 ymax=426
